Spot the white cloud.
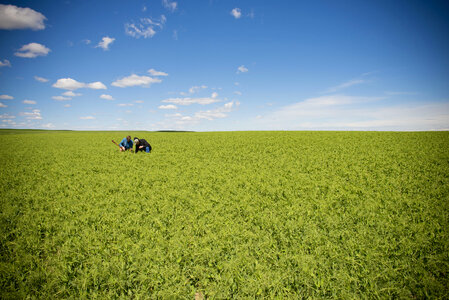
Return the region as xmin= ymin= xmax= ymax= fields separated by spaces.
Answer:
xmin=1 ymin=119 xmax=16 ymax=126
xmin=0 ymin=102 xmax=7 ymax=107
xmin=64 ymin=104 xmax=71 ymax=108
xmin=237 ymin=65 xmax=248 ymax=73
xmin=162 ymin=0 xmax=177 ymax=12
xmin=0 ymin=95 xmax=13 ymax=100
xmin=0 ymin=59 xmax=11 ymax=67
xmin=100 ymin=94 xmax=114 ymax=100
xmin=34 ymin=75 xmax=48 ymax=82
xmin=231 ymin=8 xmax=242 ymax=19
xmin=159 ymin=104 xmax=177 ymax=109
xmin=15 ymin=42 xmax=50 ymax=58
xmin=148 ymin=68 xmax=168 ymax=76
xmin=62 ymin=91 xmax=81 ymax=97
xmin=96 ymin=36 xmax=115 ymax=51
xmin=189 ymin=85 xmax=207 ymax=94
xmin=211 ymin=92 xmax=218 ymax=98
xmin=23 ymin=100 xmax=36 ymax=104
xmin=0 ymin=113 xmax=15 ymax=119
xmin=135 ymin=100 xmax=144 ymax=103
xmin=52 ymin=96 xmax=71 ymax=101
xmin=20 ymin=109 xmax=42 ymax=120
xmin=125 ymin=16 xmax=166 ymax=39
xmin=53 ymin=78 xmax=107 ymax=90
xmin=118 ymin=103 xmax=134 ymax=107
xmin=52 ymin=78 xmax=85 ymax=90
xmin=234 ymin=91 xmax=242 ymax=95
xmin=254 ymin=94 xmax=449 ymax=131
xmin=194 ymin=101 xmax=239 ymax=120
xmin=125 ymin=23 xmax=156 ymax=38
xmin=0 ymin=4 xmax=46 ymax=30
xmin=83 ymin=39 xmax=91 ymax=45
xmin=111 ymin=74 xmax=162 ymax=88
xmin=41 ymin=123 xmax=54 ymax=128
xmin=87 ymin=81 xmax=107 ymax=89
xmin=80 ymin=116 xmax=95 ymax=120
xmin=165 ymin=101 xmax=240 ymax=127
xmin=161 ymin=97 xmax=220 ymax=105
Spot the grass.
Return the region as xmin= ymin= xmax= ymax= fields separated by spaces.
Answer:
xmin=1 ymin=130 xmax=448 ymax=298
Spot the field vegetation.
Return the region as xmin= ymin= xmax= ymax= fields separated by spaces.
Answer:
xmin=1 ymin=130 xmax=448 ymax=298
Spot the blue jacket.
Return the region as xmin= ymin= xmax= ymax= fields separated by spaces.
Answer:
xmin=119 ymin=137 xmax=133 ymax=149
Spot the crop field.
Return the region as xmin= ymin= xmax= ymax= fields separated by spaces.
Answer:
xmin=0 ymin=130 xmax=448 ymax=298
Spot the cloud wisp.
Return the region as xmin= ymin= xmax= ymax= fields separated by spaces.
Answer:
xmin=125 ymin=15 xmax=166 ymax=39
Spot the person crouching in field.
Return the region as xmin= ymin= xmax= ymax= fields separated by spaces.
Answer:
xmin=134 ymin=137 xmax=152 ymax=153
xmin=119 ymin=135 xmax=133 ymax=152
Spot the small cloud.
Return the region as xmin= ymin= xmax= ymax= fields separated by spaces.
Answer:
xmin=0 ymin=102 xmax=7 ymax=107
xmin=211 ymin=92 xmax=218 ymax=99
xmin=0 ymin=113 xmax=15 ymax=119
xmin=0 ymin=94 xmax=13 ymax=100
xmin=237 ymin=65 xmax=248 ymax=73
xmin=83 ymin=39 xmax=91 ymax=45
xmin=118 ymin=103 xmax=134 ymax=107
xmin=64 ymin=104 xmax=71 ymax=108
xmin=125 ymin=16 xmax=166 ymax=39
xmin=148 ymin=68 xmax=168 ymax=76
xmin=34 ymin=75 xmax=48 ymax=82
xmin=52 ymin=96 xmax=71 ymax=101
xmin=23 ymin=99 xmax=36 ymax=104
xmin=53 ymin=78 xmax=85 ymax=90
xmin=53 ymin=78 xmax=106 ymax=90
xmin=0 ymin=4 xmax=46 ymax=30
xmin=96 ymin=36 xmax=115 ymax=51
xmin=189 ymin=85 xmax=207 ymax=94
xmin=41 ymin=123 xmax=55 ymax=128
xmin=87 ymin=81 xmax=107 ymax=89
xmin=231 ymin=8 xmax=242 ymax=19
xmin=135 ymin=100 xmax=144 ymax=103
xmin=234 ymin=91 xmax=242 ymax=95
xmin=15 ymin=42 xmax=50 ymax=58
xmin=0 ymin=59 xmax=11 ymax=67
xmin=100 ymin=94 xmax=114 ymax=100
xmin=161 ymin=97 xmax=220 ymax=106
xmin=112 ymin=74 xmax=162 ymax=88
xmin=142 ymin=5 xmax=147 ymax=12
xmin=20 ymin=109 xmax=42 ymax=119
xmin=62 ymin=91 xmax=81 ymax=97
xmin=159 ymin=104 xmax=177 ymax=109
xmin=80 ymin=116 xmax=95 ymax=120
xmin=234 ymin=82 xmax=239 ymax=86
xmin=173 ymin=30 xmax=178 ymax=40
xmin=162 ymin=0 xmax=177 ymax=12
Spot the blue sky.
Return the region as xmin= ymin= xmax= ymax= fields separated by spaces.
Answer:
xmin=0 ymin=0 xmax=448 ymax=131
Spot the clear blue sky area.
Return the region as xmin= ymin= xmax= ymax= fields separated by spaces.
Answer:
xmin=1 ymin=0 xmax=448 ymax=131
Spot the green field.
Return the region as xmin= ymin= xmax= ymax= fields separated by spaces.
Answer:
xmin=1 ymin=130 xmax=448 ymax=298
